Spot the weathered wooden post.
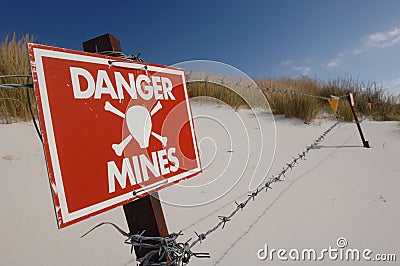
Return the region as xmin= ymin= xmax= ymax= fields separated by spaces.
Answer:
xmin=83 ymin=33 xmax=169 ymax=261
xmin=347 ymin=92 xmax=370 ymax=148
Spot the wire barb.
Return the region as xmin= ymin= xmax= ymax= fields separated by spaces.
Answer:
xmin=218 ymin=216 xmax=231 ymax=229
xmin=235 ymin=201 xmax=246 ymax=210
xmin=248 ymin=190 xmax=259 ymax=201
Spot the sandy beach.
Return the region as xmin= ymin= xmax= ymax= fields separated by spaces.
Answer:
xmin=1 ymin=102 xmax=399 ymax=265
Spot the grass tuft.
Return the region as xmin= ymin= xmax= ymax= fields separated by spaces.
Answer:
xmin=257 ymin=77 xmax=322 ymax=122
xmin=0 ymin=33 xmax=35 ymax=123
xmin=188 ymin=75 xmax=400 ymax=122
xmin=188 ymin=81 xmax=246 ymax=111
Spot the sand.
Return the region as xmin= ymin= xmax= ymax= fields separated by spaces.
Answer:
xmin=1 ymin=102 xmax=399 ymax=265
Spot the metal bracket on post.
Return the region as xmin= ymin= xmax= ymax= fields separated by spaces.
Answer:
xmin=83 ymin=33 xmax=169 ymax=263
xmin=348 ymin=93 xmax=370 ymax=148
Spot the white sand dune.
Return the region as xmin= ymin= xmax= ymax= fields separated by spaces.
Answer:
xmin=1 ymin=103 xmax=399 ymax=265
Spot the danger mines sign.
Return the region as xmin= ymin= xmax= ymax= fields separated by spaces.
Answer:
xmin=29 ymin=44 xmax=201 ymax=228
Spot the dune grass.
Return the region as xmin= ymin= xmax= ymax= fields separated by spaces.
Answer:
xmin=257 ymin=77 xmax=322 ymax=122
xmin=0 ymin=33 xmax=35 ymax=123
xmin=187 ymin=81 xmax=246 ymax=111
xmin=189 ymin=76 xmax=400 ymax=122
xmin=256 ymin=76 xmax=400 ymax=122
xmin=321 ymin=77 xmax=400 ymax=121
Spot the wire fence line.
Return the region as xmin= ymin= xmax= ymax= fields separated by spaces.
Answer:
xmin=0 ymin=74 xmax=349 ymax=100
xmin=124 ymin=120 xmax=340 ymax=265
xmin=0 ymin=75 xmax=33 ymax=89
xmin=0 ymin=73 xmax=346 ymax=138
xmin=0 ymin=75 xmax=43 ymax=142
xmin=186 ymin=77 xmax=349 ymax=101
xmin=2 ymin=73 xmax=343 ymax=265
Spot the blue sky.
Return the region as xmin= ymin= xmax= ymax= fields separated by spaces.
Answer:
xmin=3 ymin=0 xmax=400 ymax=92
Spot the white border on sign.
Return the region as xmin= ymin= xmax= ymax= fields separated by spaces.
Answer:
xmin=32 ymin=47 xmax=201 ymax=224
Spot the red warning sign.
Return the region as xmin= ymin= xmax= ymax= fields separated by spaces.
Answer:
xmin=29 ymin=44 xmax=201 ymax=228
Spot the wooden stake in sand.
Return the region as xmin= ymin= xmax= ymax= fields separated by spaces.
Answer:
xmin=347 ymin=93 xmax=370 ymax=148
xmin=83 ymin=33 xmax=169 ymax=262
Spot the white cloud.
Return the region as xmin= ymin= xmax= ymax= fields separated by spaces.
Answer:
xmin=325 ymin=27 xmax=400 ymax=70
xmin=326 ymin=58 xmax=340 ymax=69
xmin=280 ymin=60 xmax=293 ymax=66
xmin=293 ymin=66 xmax=311 ymax=76
xmin=363 ymin=27 xmax=400 ymax=48
xmin=382 ymin=79 xmax=400 ymax=93
xmin=351 ymin=48 xmax=363 ymax=55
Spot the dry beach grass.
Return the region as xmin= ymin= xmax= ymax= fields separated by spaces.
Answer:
xmin=0 ymin=33 xmax=35 ymax=123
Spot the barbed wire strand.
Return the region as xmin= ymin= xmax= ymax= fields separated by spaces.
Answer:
xmin=98 ymin=50 xmax=144 ymax=62
xmin=2 ymin=73 xmax=345 ymax=265
xmin=1 ymin=75 xmax=346 ymax=99
xmin=124 ymin=119 xmax=340 ymax=265
xmin=0 ymin=75 xmax=42 ymax=142
xmin=0 ymin=83 xmax=33 ymax=89
xmin=186 ymin=79 xmax=349 ymax=100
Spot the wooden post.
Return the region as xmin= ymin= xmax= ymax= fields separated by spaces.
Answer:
xmin=83 ymin=33 xmax=122 ymax=53
xmin=83 ymin=33 xmax=169 ymax=262
xmin=348 ymin=93 xmax=370 ymax=148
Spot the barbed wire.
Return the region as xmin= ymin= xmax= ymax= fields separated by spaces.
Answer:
xmin=125 ymin=230 xmax=210 ymax=265
xmin=260 ymin=87 xmax=348 ymax=100
xmin=0 ymin=83 xmax=33 ymax=89
xmin=98 ymin=50 xmax=144 ymax=62
xmin=0 ymin=74 xmax=32 ymax=79
xmin=0 ymin=74 xmax=349 ymax=100
xmin=2 ymin=73 xmax=343 ymax=265
xmin=186 ymin=78 xmax=349 ymax=101
xmin=0 ymin=75 xmax=42 ymax=143
xmin=0 ymin=75 xmax=33 ymax=89
xmin=125 ymin=119 xmax=340 ymax=265
xmin=1 ymin=73 xmax=348 ymax=265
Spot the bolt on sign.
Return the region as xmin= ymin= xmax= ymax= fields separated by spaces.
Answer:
xmin=28 ymin=44 xmax=202 ymax=228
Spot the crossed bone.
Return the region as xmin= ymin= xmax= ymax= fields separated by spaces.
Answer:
xmin=105 ymin=101 xmax=167 ymax=156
